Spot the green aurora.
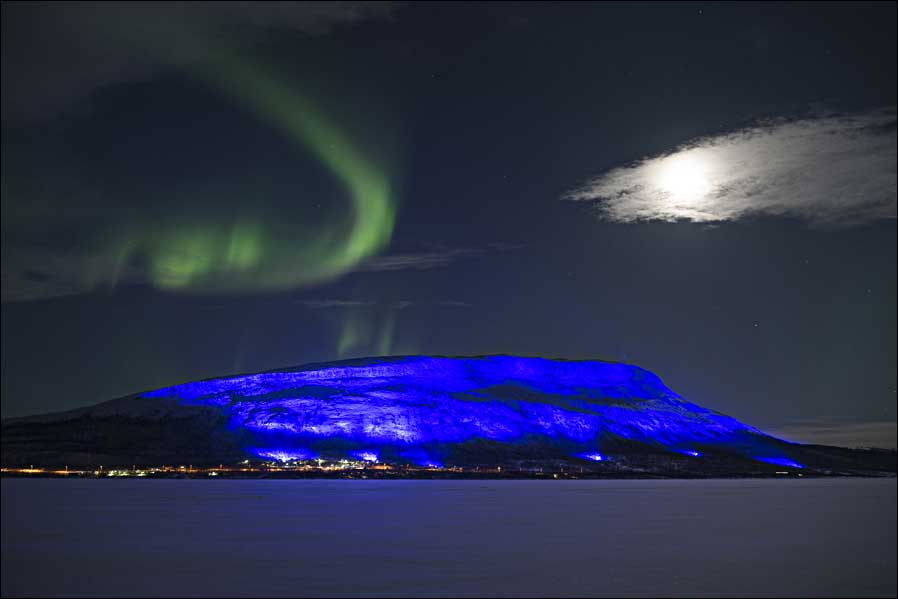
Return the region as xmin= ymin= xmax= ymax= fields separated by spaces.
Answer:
xmin=3 ymin=11 xmax=399 ymax=297
xmin=142 ymin=40 xmax=397 ymax=292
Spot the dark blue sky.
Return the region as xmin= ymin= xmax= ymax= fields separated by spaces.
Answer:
xmin=1 ymin=2 xmax=895 ymax=446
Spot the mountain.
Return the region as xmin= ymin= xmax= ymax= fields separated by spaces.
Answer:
xmin=2 ymin=355 xmax=895 ymax=475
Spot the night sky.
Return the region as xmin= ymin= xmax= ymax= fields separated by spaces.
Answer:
xmin=1 ymin=2 xmax=895 ymax=448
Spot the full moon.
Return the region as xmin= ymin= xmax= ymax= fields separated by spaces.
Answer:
xmin=658 ymin=154 xmax=710 ymax=200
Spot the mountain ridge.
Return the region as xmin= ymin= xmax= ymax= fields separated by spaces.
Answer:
xmin=3 ymin=355 xmax=895 ymax=475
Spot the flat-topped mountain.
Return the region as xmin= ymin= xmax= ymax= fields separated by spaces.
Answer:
xmin=2 ymin=356 xmax=895 ymax=475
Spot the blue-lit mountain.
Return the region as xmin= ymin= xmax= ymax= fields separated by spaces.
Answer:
xmin=2 ymin=356 xmax=895 ymax=474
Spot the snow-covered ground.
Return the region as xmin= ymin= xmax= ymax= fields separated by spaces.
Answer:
xmin=2 ymin=478 xmax=895 ymax=597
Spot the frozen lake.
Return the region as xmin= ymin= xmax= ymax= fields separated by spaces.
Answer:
xmin=2 ymin=478 xmax=895 ymax=597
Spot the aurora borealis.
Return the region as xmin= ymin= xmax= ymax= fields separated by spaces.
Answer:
xmin=2 ymin=2 xmax=896 ymax=449
xmin=1 ymin=4 xmax=897 ymax=597
xmin=135 ymin=25 xmax=398 ymax=293
xmin=3 ymin=3 xmax=400 ymax=297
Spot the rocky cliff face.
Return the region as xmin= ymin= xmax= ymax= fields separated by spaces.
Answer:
xmin=4 ymin=355 xmax=809 ymax=468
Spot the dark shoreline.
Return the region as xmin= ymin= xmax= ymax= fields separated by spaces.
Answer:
xmin=4 ymin=471 xmax=894 ymax=480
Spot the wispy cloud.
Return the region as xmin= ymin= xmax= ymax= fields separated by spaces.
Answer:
xmin=356 ymin=249 xmax=481 ymax=272
xmin=432 ymin=300 xmax=474 ymax=308
xmin=0 ymin=240 xmax=519 ymax=303
xmin=769 ymin=419 xmax=897 ymax=449
xmin=1 ymin=245 xmax=121 ymax=303
xmin=356 ymin=243 xmax=523 ymax=273
xmin=296 ymin=299 xmax=377 ymax=309
xmin=1 ymin=259 xmax=75 ymax=303
xmin=565 ymin=108 xmax=897 ymax=227
xmin=296 ymin=299 xmax=472 ymax=309
xmin=2 ymin=2 xmax=401 ymax=122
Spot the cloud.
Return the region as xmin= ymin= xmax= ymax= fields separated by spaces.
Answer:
xmin=1 ymin=249 xmax=85 ymax=303
xmin=0 ymin=242 xmax=143 ymax=303
xmin=296 ymin=299 xmax=376 ymax=309
xmin=0 ymin=238 xmax=519 ymax=303
xmin=433 ymin=300 xmax=473 ymax=308
xmin=0 ymin=240 xmax=518 ymax=303
xmin=565 ymin=108 xmax=897 ymax=227
xmin=296 ymin=299 xmax=471 ymax=309
xmin=356 ymin=249 xmax=482 ymax=272
xmin=356 ymin=244 xmax=523 ymax=273
xmin=769 ymin=420 xmax=897 ymax=450
xmin=1 ymin=2 xmax=400 ymax=122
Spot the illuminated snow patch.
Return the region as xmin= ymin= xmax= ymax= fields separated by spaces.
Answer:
xmin=251 ymin=448 xmax=316 ymax=462
xmin=399 ymin=449 xmax=444 ymax=469
xmin=352 ymin=451 xmax=379 ymax=463
xmin=755 ymin=457 xmax=804 ymax=469
xmin=578 ymin=452 xmax=606 ymax=462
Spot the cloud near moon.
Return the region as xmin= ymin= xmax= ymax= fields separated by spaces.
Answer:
xmin=565 ymin=108 xmax=897 ymax=227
